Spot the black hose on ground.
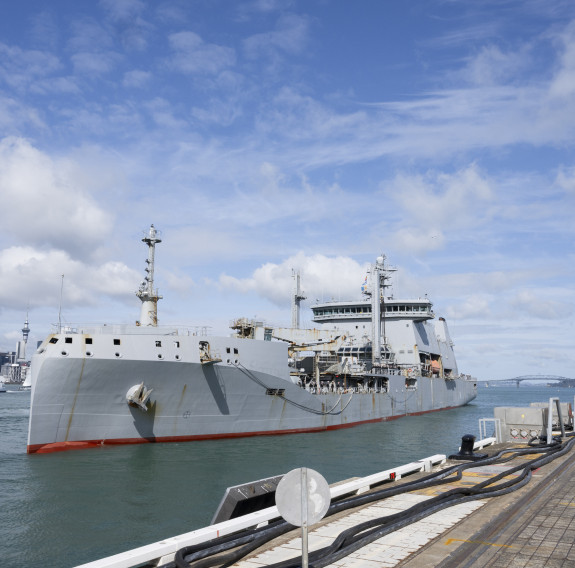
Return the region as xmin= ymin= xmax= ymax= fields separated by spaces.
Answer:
xmin=169 ymin=436 xmax=575 ymax=568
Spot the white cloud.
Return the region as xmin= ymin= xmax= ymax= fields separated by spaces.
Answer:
xmin=100 ymin=0 xmax=146 ymax=22
xmin=219 ymin=253 xmax=368 ymax=306
xmin=123 ymin=69 xmax=152 ymax=88
xmin=68 ymin=18 xmax=115 ymax=52
xmin=142 ymin=97 xmax=188 ymax=129
xmin=555 ymin=166 xmax=575 ymax=192
xmin=445 ymin=294 xmax=492 ymax=319
xmin=100 ymin=0 xmax=152 ymax=51
xmin=238 ymin=0 xmax=294 ymax=17
xmin=244 ymin=13 xmax=309 ymax=58
xmin=163 ymin=272 xmax=195 ymax=296
xmin=511 ymin=289 xmax=571 ymax=319
xmin=0 ymin=42 xmax=62 ymax=91
xmin=391 ymin=228 xmax=446 ymax=256
xmin=0 ymin=137 xmax=113 ymax=255
xmin=0 ymin=95 xmax=46 ymax=132
xmin=382 ymin=165 xmax=493 ymax=255
xmin=168 ymin=31 xmax=236 ymax=75
xmin=31 ymin=76 xmax=81 ymax=95
xmin=549 ymin=21 xmax=575 ymax=98
xmin=462 ymin=44 xmax=530 ymax=86
xmin=71 ymin=51 xmax=119 ymax=75
xmin=0 ymin=246 xmax=139 ymax=311
xmin=390 ymin=165 xmax=493 ymax=226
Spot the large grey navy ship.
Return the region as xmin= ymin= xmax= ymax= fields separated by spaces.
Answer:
xmin=27 ymin=226 xmax=477 ymax=453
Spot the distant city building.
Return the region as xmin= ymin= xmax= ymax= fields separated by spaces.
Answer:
xmin=1 ymin=315 xmax=31 ymax=383
xmin=0 ymin=351 xmax=16 ymax=366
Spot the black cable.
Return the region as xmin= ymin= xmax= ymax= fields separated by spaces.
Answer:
xmin=168 ymin=436 xmax=575 ymax=568
xmin=262 ymin=439 xmax=575 ymax=568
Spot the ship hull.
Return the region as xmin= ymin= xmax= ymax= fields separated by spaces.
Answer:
xmin=27 ymin=334 xmax=476 ymax=453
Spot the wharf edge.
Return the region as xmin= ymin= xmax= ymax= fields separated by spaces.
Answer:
xmin=76 ymin=433 xmax=575 ymax=568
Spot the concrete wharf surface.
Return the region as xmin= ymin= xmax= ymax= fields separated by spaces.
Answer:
xmin=233 ymin=441 xmax=575 ymax=568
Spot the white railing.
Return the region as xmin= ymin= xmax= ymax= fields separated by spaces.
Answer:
xmin=76 ymin=439 xmax=497 ymax=568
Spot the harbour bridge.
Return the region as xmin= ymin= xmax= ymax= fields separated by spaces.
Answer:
xmin=486 ymin=375 xmax=575 ymax=387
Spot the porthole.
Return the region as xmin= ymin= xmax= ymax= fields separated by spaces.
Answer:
xmin=234 ymin=359 xmax=239 ymax=364
xmin=60 ymin=350 xmax=69 ymax=357
xmin=175 ymin=354 xmax=181 ymax=361
xmin=115 ymin=352 xmax=122 ymax=358
xmin=157 ymin=354 xmax=164 ymax=360
xmin=86 ymin=351 xmax=93 ymax=357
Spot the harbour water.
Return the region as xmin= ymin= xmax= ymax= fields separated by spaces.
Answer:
xmin=1 ymin=384 xmax=573 ymax=568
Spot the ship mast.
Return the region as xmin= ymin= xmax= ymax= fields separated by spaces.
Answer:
xmin=369 ymin=255 xmax=396 ymax=368
xmin=291 ymin=269 xmax=306 ymax=328
xmin=136 ymin=224 xmax=162 ymax=327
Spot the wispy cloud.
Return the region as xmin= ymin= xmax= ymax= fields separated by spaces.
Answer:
xmin=243 ymin=13 xmax=309 ymax=58
xmin=167 ymin=31 xmax=236 ymax=75
xmin=0 ymin=1 xmax=573 ymax=378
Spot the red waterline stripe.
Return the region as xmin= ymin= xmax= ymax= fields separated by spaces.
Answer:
xmin=27 ymin=404 xmax=461 ymax=454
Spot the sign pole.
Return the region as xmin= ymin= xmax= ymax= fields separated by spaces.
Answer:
xmin=301 ymin=467 xmax=309 ymax=568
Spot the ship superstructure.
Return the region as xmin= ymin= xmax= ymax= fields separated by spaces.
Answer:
xmin=27 ymin=227 xmax=476 ymax=454
xmin=233 ymin=255 xmax=459 ymax=390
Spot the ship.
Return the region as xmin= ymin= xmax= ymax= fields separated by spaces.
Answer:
xmin=27 ymin=225 xmax=477 ymax=454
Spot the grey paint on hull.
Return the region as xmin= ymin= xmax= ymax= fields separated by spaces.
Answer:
xmin=28 ymin=354 xmax=476 ymax=451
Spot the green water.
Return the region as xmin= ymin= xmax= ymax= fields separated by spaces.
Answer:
xmin=1 ymin=385 xmax=572 ymax=567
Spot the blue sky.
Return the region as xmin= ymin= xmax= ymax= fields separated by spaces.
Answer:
xmin=0 ymin=0 xmax=574 ymax=381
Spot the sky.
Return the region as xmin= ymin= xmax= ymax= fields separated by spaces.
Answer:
xmin=0 ymin=0 xmax=574 ymax=381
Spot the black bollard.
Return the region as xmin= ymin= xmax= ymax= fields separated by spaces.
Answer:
xmin=448 ymin=434 xmax=488 ymax=461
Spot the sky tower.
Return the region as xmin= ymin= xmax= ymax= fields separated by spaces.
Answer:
xmin=17 ymin=313 xmax=31 ymax=362
xmin=136 ymin=225 xmax=162 ymax=326
xmin=22 ymin=314 xmax=30 ymax=344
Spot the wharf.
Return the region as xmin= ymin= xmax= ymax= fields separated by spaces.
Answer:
xmin=231 ymin=440 xmax=575 ymax=568
xmin=78 ymin=436 xmax=575 ymax=568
